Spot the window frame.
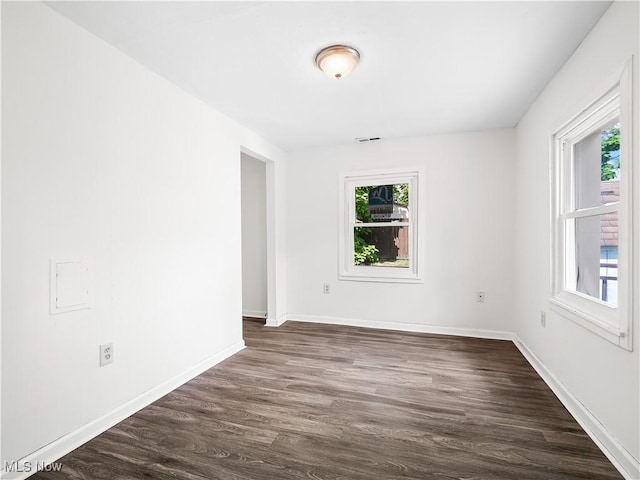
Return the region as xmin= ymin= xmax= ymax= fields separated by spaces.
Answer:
xmin=549 ymin=58 xmax=633 ymax=350
xmin=338 ymin=167 xmax=424 ymax=283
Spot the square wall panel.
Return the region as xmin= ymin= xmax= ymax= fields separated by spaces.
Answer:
xmin=50 ymin=258 xmax=91 ymax=314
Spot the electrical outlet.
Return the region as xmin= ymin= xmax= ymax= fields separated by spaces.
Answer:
xmin=100 ymin=342 xmax=114 ymax=366
xmin=323 ymin=283 xmax=330 ymax=294
xmin=476 ymin=291 xmax=485 ymax=302
xmin=540 ymin=311 xmax=546 ymax=328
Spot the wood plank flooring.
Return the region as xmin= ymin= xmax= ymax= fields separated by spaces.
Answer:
xmin=33 ymin=319 xmax=623 ymax=479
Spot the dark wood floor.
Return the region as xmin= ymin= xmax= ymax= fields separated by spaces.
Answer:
xmin=33 ymin=318 xmax=622 ymax=480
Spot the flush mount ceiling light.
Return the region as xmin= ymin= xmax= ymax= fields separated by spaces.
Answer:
xmin=315 ymin=45 xmax=360 ymax=79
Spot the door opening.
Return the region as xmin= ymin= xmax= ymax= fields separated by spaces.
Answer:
xmin=240 ymin=153 xmax=268 ymax=323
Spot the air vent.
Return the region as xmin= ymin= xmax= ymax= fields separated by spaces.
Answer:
xmin=355 ymin=137 xmax=382 ymax=143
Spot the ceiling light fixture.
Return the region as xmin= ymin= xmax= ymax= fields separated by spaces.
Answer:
xmin=315 ymin=45 xmax=360 ymax=80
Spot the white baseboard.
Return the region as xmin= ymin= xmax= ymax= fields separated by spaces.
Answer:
xmin=265 ymin=313 xmax=287 ymax=327
xmin=1 ymin=340 xmax=245 ymax=480
xmin=242 ymin=309 xmax=266 ymax=319
xmin=287 ymin=314 xmax=515 ymax=341
xmin=513 ymin=337 xmax=639 ymax=480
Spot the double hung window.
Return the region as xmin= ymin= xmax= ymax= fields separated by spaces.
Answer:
xmin=339 ymin=168 xmax=423 ymax=283
xmin=550 ymin=60 xmax=633 ymax=349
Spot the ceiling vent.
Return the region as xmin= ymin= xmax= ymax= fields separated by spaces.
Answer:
xmin=354 ymin=137 xmax=382 ymax=143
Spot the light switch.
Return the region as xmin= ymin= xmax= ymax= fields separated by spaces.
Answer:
xmin=50 ymin=258 xmax=91 ymax=314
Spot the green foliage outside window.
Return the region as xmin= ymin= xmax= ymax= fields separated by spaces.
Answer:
xmin=354 ymin=186 xmax=378 ymax=265
xmin=354 ymin=184 xmax=409 ymax=265
xmin=601 ymin=125 xmax=620 ymax=181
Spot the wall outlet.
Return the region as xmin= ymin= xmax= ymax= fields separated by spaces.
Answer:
xmin=476 ymin=291 xmax=485 ymax=302
xmin=100 ymin=342 xmax=114 ymax=366
xmin=540 ymin=311 xmax=546 ymax=328
xmin=323 ymin=283 xmax=330 ymax=294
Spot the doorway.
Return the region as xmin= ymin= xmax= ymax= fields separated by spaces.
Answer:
xmin=240 ymin=153 xmax=267 ymax=320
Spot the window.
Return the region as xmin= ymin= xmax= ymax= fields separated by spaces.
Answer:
xmin=339 ymin=168 xmax=423 ymax=282
xmin=550 ymin=59 xmax=633 ymax=350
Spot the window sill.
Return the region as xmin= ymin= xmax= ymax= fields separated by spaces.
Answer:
xmin=548 ymin=297 xmax=630 ymax=350
xmin=338 ymin=272 xmax=423 ymax=284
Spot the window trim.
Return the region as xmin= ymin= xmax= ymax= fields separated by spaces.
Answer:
xmin=338 ymin=167 xmax=424 ymax=283
xmin=549 ymin=57 xmax=633 ymax=350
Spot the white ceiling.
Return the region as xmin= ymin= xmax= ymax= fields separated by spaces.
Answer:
xmin=47 ymin=1 xmax=611 ymax=151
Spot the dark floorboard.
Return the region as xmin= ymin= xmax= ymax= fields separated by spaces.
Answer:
xmin=32 ymin=318 xmax=623 ymax=479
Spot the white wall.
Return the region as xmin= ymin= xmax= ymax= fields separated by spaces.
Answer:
xmin=286 ymin=129 xmax=516 ymax=336
xmin=1 ymin=2 xmax=282 ymax=469
xmin=513 ymin=0 xmax=639 ymax=474
xmin=241 ymin=154 xmax=267 ymax=317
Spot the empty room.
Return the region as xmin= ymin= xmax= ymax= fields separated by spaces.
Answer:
xmin=1 ymin=1 xmax=639 ymax=479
